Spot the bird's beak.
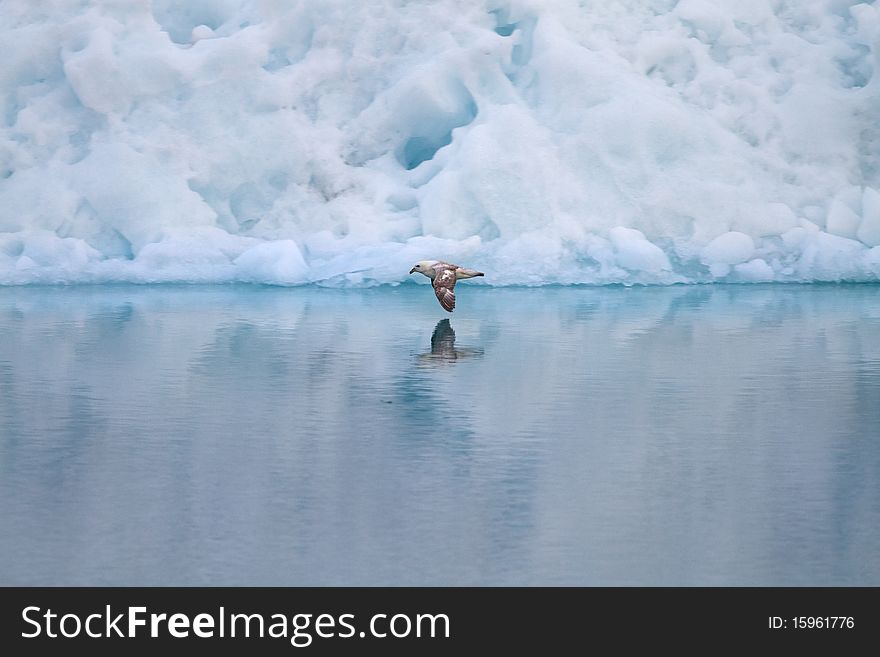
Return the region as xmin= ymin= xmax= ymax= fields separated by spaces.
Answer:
xmin=409 ymin=267 xmax=416 ymax=274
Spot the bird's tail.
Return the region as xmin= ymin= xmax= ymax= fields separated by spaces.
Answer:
xmin=457 ymin=268 xmax=484 ymax=279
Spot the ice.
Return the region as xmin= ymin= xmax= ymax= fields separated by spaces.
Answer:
xmin=858 ymin=187 xmax=880 ymax=247
xmin=734 ymin=259 xmax=775 ymax=282
xmin=701 ymin=232 xmax=755 ymax=266
xmin=609 ymin=227 xmax=672 ymax=275
xmin=234 ymin=240 xmax=309 ymax=285
xmin=1 ymin=0 xmax=879 ymax=285
xmin=827 ymin=193 xmax=863 ymax=240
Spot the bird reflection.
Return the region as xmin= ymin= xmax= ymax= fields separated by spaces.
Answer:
xmin=418 ymin=319 xmax=483 ymax=365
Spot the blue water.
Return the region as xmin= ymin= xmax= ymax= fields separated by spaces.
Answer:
xmin=1 ymin=284 xmax=878 ymax=585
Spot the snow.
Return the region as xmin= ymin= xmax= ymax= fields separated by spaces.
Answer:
xmin=1 ymin=0 xmax=879 ymax=285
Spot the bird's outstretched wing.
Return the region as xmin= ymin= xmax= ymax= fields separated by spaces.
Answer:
xmin=432 ymin=267 xmax=457 ymax=312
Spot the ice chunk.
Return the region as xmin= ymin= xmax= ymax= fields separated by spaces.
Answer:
xmin=609 ymin=227 xmax=671 ymax=273
xmin=798 ymin=232 xmax=868 ymax=281
xmin=191 ymin=25 xmax=215 ymax=42
xmin=827 ymin=197 xmax=862 ymax=239
xmin=700 ymin=232 xmax=755 ymax=266
xmin=734 ymin=259 xmax=774 ymax=282
xmin=234 ymin=240 xmax=308 ymax=285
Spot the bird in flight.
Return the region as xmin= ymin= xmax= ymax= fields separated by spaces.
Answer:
xmin=409 ymin=260 xmax=484 ymax=312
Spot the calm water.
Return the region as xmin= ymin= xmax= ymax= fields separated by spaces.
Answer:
xmin=0 ymin=284 xmax=878 ymax=585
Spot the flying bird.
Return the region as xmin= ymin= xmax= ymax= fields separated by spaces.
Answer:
xmin=409 ymin=260 xmax=484 ymax=312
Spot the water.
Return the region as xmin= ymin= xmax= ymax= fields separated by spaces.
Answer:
xmin=1 ymin=284 xmax=878 ymax=585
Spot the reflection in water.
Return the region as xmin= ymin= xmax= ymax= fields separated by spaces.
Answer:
xmin=418 ymin=319 xmax=484 ymax=366
xmin=0 ymin=284 xmax=879 ymax=585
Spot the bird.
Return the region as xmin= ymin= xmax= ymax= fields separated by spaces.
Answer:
xmin=409 ymin=260 xmax=484 ymax=312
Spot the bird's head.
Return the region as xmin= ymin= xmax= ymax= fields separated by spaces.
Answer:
xmin=409 ymin=260 xmax=437 ymax=276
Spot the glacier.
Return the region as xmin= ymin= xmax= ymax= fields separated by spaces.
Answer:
xmin=1 ymin=0 xmax=880 ymax=285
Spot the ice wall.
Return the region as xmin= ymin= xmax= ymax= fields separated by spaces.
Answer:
xmin=1 ymin=0 xmax=879 ymax=285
